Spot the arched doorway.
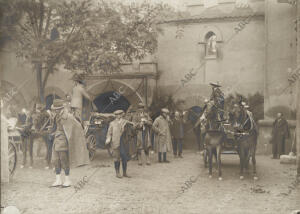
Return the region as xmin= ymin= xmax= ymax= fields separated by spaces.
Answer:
xmin=84 ymin=80 xmax=144 ymax=119
xmin=93 ymin=91 xmax=130 ymax=113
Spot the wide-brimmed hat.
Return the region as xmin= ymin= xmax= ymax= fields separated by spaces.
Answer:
xmin=209 ymin=82 xmax=221 ymax=87
xmin=137 ymin=102 xmax=145 ymax=109
xmin=51 ymin=99 xmax=65 ymax=110
xmin=161 ymin=108 xmax=169 ymax=114
xmin=70 ymin=74 xmax=84 ymax=83
xmin=114 ymin=109 xmax=124 ymax=115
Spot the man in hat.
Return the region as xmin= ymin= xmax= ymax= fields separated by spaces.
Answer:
xmin=152 ymin=108 xmax=173 ymax=163
xmin=270 ymin=112 xmax=290 ymax=159
xmin=70 ymin=74 xmax=95 ymax=123
xmin=132 ymin=103 xmax=153 ymax=165
xmin=106 ymin=109 xmax=135 ymax=178
xmin=209 ymin=82 xmax=225 ymax=120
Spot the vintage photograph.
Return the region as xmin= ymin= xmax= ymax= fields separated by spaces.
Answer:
xmin=0 ymin=0 xmax=299 ymax=213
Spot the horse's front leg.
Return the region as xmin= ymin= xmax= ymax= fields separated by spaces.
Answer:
xmin=208 ymin=147 xmax=213 ymax=178
xmin=239 ymin=144 xmax=245 ymax=180
xmin=252 ymin=143 xmax=258 ymax=180
xmin=217 ymin=145 xmax=222 ymax=181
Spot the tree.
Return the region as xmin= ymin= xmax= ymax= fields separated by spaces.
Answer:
xmin=1 ymin=0 xmax=96 ymax=103
xmin=1 ymin=0 xmax=182 ymax=103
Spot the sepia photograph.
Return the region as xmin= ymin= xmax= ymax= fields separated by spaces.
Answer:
xmin=0 ymin=0 xmax=299 ymax=213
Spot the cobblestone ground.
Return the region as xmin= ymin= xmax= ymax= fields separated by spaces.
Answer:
xmin=1 ymin=148 xmax=300 ymax=214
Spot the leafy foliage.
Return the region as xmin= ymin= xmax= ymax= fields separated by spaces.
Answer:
xmin=1 ymin=0 xmax=182 ymax=101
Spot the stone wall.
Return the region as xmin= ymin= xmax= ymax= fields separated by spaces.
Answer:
xmin=264 ymin=0 xmax=297 ymax=117
xmin=257 ymin=119 xmax=296 ymax=155
xmin=156 ymin=12 xmax=265 ymax=108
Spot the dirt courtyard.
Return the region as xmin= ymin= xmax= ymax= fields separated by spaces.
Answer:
xmin=1 ymin=149 xmax=300 ymax=214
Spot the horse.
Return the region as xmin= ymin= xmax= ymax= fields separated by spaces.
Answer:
xmin=232 ymin=105 xmax=258 ymax=180
xmin=201 ymin=102 xmax=225 ymax=180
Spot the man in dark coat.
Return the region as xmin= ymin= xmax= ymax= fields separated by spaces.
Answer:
xmin=170 ymin=111 xmax=184 ymax=158
xmin=270 ymin=112 xmax=290 ymax=159
xmin=209 ymin=82 xmax=225 ymax=120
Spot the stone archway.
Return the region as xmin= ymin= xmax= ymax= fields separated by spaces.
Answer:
xmin=82 ymin=79 xmax=144 ymax=119
xmin=87 ymin=79 xmax=144 ymax=106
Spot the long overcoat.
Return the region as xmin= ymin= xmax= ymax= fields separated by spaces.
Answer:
xmin=55 ymin=113 xmax=90 ymax=168
xmin=152 ymin=115 xmax=172 ymax=153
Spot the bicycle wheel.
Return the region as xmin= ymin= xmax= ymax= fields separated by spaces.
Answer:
xmin=8 ymin=142 xmax=17 ymax=175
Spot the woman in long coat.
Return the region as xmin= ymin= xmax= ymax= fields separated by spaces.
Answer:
xmin=152 ymin=108 xmax=172 ymax=163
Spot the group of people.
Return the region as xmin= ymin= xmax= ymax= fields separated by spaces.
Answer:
xmin=5 ymin=74 xmax=296 ymax=186
xmin=104 ymin=102 xmax=186 ymax=178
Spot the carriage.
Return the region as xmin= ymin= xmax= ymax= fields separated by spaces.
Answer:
xmin=7 ymin=128 xmax=20 ymax=176
xmin=5 ymin=116 xmax=25 ymax=176
xmin=187 ymin=106 xmax=243 ymax=167
xmin=188 ymin=102 xmax=258 ymax=180
xmin=84 ymin=112 xmax=116 ymax=160
xmin=202 ymin=123 xmax=239 ymax=168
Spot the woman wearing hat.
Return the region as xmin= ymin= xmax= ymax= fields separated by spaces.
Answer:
xmin=152 ymin=108 xmax=173 ymax=163
xmin=70 ymin=74 xmax=95 ymax=123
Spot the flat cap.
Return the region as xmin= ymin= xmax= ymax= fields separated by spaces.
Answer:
xmin=209 ymin=82 xmax=221 ymax=87
xmin=137 ymin=102 xmax=145 ymax=109
xmin=114 ymin=109 xmax=124 ymax=115
xmin=161 ymin=108 xmax=169 ymax=114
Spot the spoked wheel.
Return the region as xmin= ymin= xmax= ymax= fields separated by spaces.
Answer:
xmin=87 ymin=135 xmax=97 ymax=161
xmin=8 ymin=142 xmax=17 ymax=175
xmin=203 ymin=149 xmax=208 ymax=168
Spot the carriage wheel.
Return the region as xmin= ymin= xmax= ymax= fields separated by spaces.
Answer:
xmin=8 ymin=142 xmax=17 ymax=175
xmin=87 ymin=135 xmax=97 ymax=161
xmin=203 ymin=149 xmax=208 ymax=168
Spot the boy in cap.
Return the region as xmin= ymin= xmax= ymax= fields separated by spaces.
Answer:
xmin=106 ymin=109 xmax=135 ymax=178
xmin=152 ymin=108 xmax=173 ymax=163
xmin=51 ymin=99 xmax=71 ymax=187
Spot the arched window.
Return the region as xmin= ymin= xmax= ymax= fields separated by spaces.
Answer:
xmin=205 ymin=31 xmax=217 ymax=59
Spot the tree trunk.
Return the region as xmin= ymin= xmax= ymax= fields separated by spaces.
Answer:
xmin=36 ymin=62 xmax=44 ymax=103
